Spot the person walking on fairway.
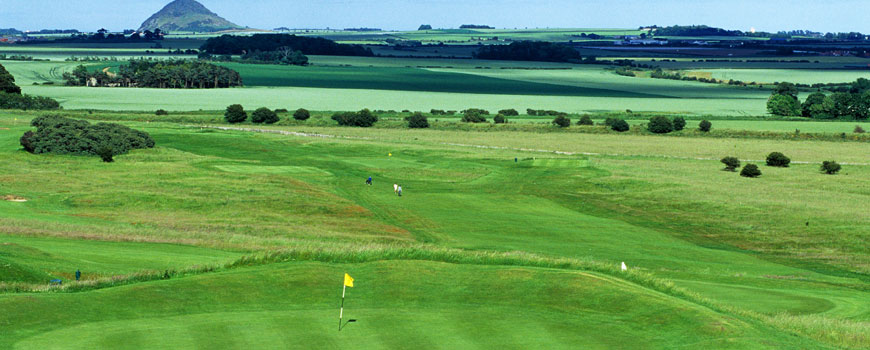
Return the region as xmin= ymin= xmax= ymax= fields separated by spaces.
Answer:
xmin=366 ymin=176 xmax=372 ymax=186
xmin=397 ymin=185 xmax=403 ymax=197
xmin=393 ymin=183 xmax=398 ymax=194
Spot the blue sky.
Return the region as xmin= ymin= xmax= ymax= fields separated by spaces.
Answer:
xmin=3 ymin=0 xmax=868 ymax=33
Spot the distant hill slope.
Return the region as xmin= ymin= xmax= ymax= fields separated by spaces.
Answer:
xmin=138 ymin=0 xmax=242 ymax=33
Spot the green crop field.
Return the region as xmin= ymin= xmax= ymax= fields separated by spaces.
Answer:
xmin=0 ymin=111 xmax=868 ymax=349
xmin=703 ymin=68 xmax=870 ymax=85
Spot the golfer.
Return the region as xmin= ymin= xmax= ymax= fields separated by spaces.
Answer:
xmin=397 ymin=186 xmax=403 ymax=197
xmin=366 ymin=176 xmax=372 ymax=185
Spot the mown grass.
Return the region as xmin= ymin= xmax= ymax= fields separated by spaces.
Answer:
xmin=1 ymin=113 xmax=868 ymax=348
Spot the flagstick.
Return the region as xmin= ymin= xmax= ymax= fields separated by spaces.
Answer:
xmin=339 ymin=282 xmax=346 ymax=331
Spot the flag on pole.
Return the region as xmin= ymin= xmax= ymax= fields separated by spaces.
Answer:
xmin=344 ymin=273 xmax=354 ymax=287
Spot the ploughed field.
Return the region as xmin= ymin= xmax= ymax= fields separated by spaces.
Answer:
xmin=0 ymin=112 xmax=868 ymax=349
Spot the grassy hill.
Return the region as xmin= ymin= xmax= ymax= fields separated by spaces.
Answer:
xmin=138 ymin=0 xmax=241 ymax=33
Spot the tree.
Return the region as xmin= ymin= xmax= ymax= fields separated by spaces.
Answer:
xmin=407 ymin=112 xmax=429 ymax=128
xmin=721 ymin=157 xmax=741 ymax=171
xmin=672 ymin=117 xmax=686 ymax=131
xmin=493 ymin=114 xmax=506 ymax=124
xmin=611 ymin=119 xmax=630 ymax=132
xmin=740 ymin=164 xmax=762 ymax=178
xmin=155 ymin=109 xmax=169 ymax=116
xmin=552 ymin=115 xmax=571 ymax=128
xmin=418 ymin=25 xmax=433 ymax=31
xmin=699 ymin=120 xmax=712 ymax=132
xmin=251 ymin=107 xmax=279 ymax=124
xmin=224 ymin=104 xmax=247 ymax=123
xmin=577 ymin=115 xmax=594 ymax=125
xmin=767 ymin=94 xmax=801 ymax=116
xmin=773 ymin=82 xmax=799 ymax=100
xmin=462 ymin=109 xmax=487 ymax=123
xmin=647 ymin=116 xmax=674 ymax=134
xmin=293 ymin=108 xmax=311 ymax=121
xmin=820 ymin=161 xmax=841 ymax=175
xmin=802 ymin=92 xmax=835 ymax=119
xmin=766 ymin=152 xmax=791 ymax=167
xmin=0 ymin=63 xmax=22 ymax=94
xmin=96 ymin=145 xmax=114 ymax=163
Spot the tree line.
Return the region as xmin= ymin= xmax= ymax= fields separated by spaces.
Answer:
xmin=63 ymin=59 xmax=242 ymax=89
xmin=473 ymin=41 xmax=582 ymax=63
xmin=200 ymin=34 xmax=373 ymax=57
xmin=768 ymin=80 xmax=870 ymax=119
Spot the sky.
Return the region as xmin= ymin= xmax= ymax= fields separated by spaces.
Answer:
xmin=2 ymin=0 xmax=869 ymax=33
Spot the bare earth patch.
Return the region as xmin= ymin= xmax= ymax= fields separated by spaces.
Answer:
xmin=3 ymin=195 xmax=27 ymax=202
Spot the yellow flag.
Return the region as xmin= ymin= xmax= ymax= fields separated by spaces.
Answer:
xmin=344 ymin=273 xmax=354 ymax=287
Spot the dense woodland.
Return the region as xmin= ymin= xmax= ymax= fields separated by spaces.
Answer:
xmin=200 ymin=34 xmax=373 ymax=56
xmin=473 ymin=41 xmax=582 ymax=63
xmin=63 ymin=59 xmax=242 ymax=88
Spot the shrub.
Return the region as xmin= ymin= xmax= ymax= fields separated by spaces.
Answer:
xmin=766 ymin=152 xmax=791 ymax=167
xmin=603 ymin=117 xmax=617 ymax=127
xmin=463 ymin=108 xmax=490 ymax=115
xmin=740 ymin=164 xmax=762 ymax=178
xmin=0 ymin=92 xmax=61 ymax=110
xmin=251 ymin=107 xmax=279 ymax=124
xmin=293 ymin=108 xmax=311 ymax=121
xmin=21 ymin=115 xmax=154 ymax=157
xmin=647 ymin=116 xmax=674 ymax=134
xmin=224 ymin=104 xmax=247 ymax=123
xmin=96 ymin=145 xmax=114 ymax=163
xmin=552 ymin=115 xmax=571 ymax=128
xmin=526 ymin=108 xmax=537 ymax=116
xmin=820 ymin=161 xmax=841 ymax=175
xmin=407 ymin=112 xmax=429 ymax=128
xmin=332 ymin=109 xmax=378 ymax=127
xmin=462 ymin=109 xmax=488 ymax=123
xmin=430 ymin=109 xmax=446 ymax=115
xmin=672 ymin=117 xmax=686 ymax=131
xmin=493 ymin=114 xmax=506 ymax=124
xmin=721 ymin=157 xmax=741 ymax=171
xmin=498 ymin=108 xmax=519 ymax=116
xmin=275 ymin=108 xmax=289 ymax=113
xmin=155 ymin=109 xmax=168 ymax=116
xmin=855 ymin=125 xmax=866 ymax=134
xmin=611 ymin=119 xmax=630 ymax=132
xmin=699 ymin=120 xmax=712 ymax=132
xmin=577 ymin=115 xmax=594 ymax=125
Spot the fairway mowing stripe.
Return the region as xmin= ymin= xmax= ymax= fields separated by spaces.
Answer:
xmin=192 ymin=126 xmax=870 ymax=166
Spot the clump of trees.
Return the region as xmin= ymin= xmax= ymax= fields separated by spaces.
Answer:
xmin=200 ymin=34 xmax=373 ymax=57
xmin=527 ymin=109 xmax=566 ymax=116
xmin=577 ymin=115 xmax=594 ymax=125
xmin=63 ymin=59 xmax=242 ymax=89
xmin=155 ymin=109 xmax=168 ymax=116
xmin=721 ymin=157 xmax=741 ymax=171
xmin=647 ymin=116 xmax=674 ymax=134
xmin=225 ymin=104 xmax=247 ymax=123
xmin=20 ymin=115 xmax=155 ymax=157
xmin=251 ymin=107 xmax=279 ymax=124
xmin=821 ymin=161 xmax=841 ymax=175
xmin=740 ymin=164 xmax=762 ymax=178
xmin=418 ymin=25 xmax=433 ymax=31
xmin=332 ymin=109 xmax=378 ymax=127
xmin=473 ymin=41 xmax=582 ymax=63
xmin=699 ymin=120 xmax=712 ymax=132
xmin=293 ymin=108 xmax=311 ymax=121
xmin=498 ymin=109 xmax=519 ymax=116
xmin=229 ymin=47 xmax=308 ymax=66
xmin=552 ymin=115 xmax=571 ymax=128
xmin=766 ymin=152 xmax=791 ymax=167
xmin=407 ymin=112 xmax=429 ymax=128
xmin=767 ymin=82 xmax=801 ymax=116
xmin=462 ymin=109 xmax=489 ymax=123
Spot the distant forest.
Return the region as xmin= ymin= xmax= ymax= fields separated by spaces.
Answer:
xmin=200 ymin=34 xmax=373 ymax=56
xmin=473 ymin=41 xmax=582 ymax=63
xmin=63 ymin=59 xmax=242 ymax=89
